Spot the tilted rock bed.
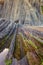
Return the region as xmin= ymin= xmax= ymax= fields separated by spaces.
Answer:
xmin=9 ymin=33 xmax=43 ymax=65
xmin=0 ymin=18 xmax=16 ymax=52
xmin=1 ymin=27 xmax=43 ymax=65
xmin=0 ymin=34 xmax=14 ymax=51
xmin=0 ymin=19 xmax=43 ymax=65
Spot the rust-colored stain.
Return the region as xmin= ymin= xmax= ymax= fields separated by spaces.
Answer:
xmin=0 ymin=0 xmax=4 ymax=5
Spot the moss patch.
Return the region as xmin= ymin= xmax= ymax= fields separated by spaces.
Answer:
xmin=5 ymin=59 xmax=12 ymax=65
xmin=41 ymin=6 xmax=43 ymax=14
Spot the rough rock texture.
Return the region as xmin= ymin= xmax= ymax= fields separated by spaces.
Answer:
xmin=0 ymin=0 xmax=42 ymax=25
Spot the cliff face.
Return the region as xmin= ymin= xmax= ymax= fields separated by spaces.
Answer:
xmin=2 ymin=0 xmax=25 ymax=22
xmin=0 ymin=0 xmax=4 ymax=17
xmin=0 ymin=0 xmax=42 ymax=25
xmin=2 ymin=0 xmax=19 ymax=20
